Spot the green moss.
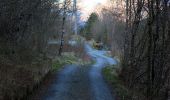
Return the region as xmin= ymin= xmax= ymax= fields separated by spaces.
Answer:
xmin=52 ymin=61 xmax=63 ymax=71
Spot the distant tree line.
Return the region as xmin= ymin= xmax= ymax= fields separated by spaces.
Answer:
xmin=81 ymin=0 xmax=125 ymax=55
xmin=80 ymin=12 xmax=99 ymax=40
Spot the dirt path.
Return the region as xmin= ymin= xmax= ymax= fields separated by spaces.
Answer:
xmin=30 ymin=44 xmax=116 ymax=100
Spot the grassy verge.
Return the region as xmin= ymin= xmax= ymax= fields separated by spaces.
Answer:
xmin=52 ymin=52 xmax=92 ymax=71
xmin=52 ymin=52 xmax=76 ymax=71
xmin=102 ymin=66 xmax=132 ymax=100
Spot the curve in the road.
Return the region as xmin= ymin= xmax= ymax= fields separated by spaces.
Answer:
xmin=31 ymin=43 xmax=117 ymax=100
xmin=85 ymin=43 xmax=116 ymax=100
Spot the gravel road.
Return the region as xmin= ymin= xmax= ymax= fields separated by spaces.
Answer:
xmin=31 ymin=43 xmax=117 ymax=100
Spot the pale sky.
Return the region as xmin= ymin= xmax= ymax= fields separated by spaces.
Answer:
xmin=78 ymin=0 xmax=108 ymax=21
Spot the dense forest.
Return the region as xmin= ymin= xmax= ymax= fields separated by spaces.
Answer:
xmin=122 ymin=0 xmax=170 ymax=99
xmin=0 ymin=0 xmax=77 ymax=99
xmin=81 ymin=0 xmax=170 ymax=99
xmin=0 ymin=0 xmax=169 ymax=100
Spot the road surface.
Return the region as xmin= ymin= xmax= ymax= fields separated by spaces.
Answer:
xmin=31 ymin=43 xmax=117 ymax=100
